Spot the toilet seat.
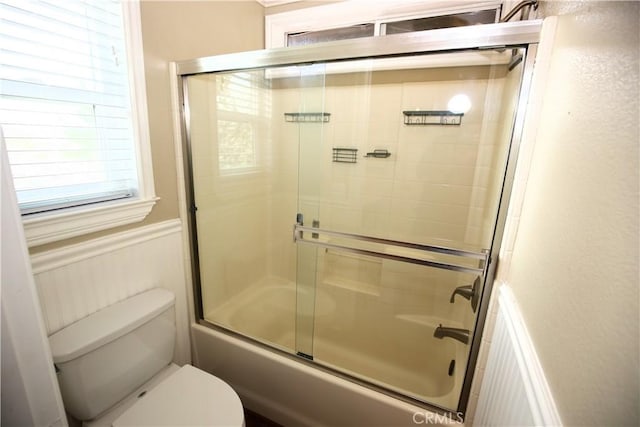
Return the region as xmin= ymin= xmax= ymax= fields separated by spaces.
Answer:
xmin=112 ymin=365 xmax=244 ymax=427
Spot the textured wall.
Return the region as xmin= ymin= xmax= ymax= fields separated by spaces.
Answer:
xmin=506 ymin=2 xmax=639 ymax=425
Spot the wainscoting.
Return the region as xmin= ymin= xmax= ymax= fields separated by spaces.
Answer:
xmin=30 ymin=219 xmax=191 ymax=365
xmin=474 ymin=285 xmax=561 ymax=426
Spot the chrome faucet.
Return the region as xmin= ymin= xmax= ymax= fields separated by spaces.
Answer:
xmin=434 ymin=324 xmax=470 ymax=345
xmin=449 ymin=276 xmax=481 ymax=312
xmin=450 ymin=285 xmax=474 ymax=303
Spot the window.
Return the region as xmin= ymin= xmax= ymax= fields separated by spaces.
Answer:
xmin=0 ymin=0 xmax=155 ymax=246
xmin=284 ymin=10 xmax=498 ymax=47
xmin=287 ymin=23 xmax=375 ymax=47
xmin=382 ymin=9 xmax=499 ymax=34
xmin=265 ymin=1 xmax=501 ymax=48
xmin=217 ymin=120 xmax=256 ymax=172
xmin=215 ymin=71 xmax=270 ymax=175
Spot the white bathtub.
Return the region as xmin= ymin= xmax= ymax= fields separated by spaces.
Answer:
xmin=193 ymin=282 xmax=467 ymax=426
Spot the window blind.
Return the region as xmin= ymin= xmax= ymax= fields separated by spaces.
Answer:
xmin=215 ymin=71 xmax=271 ymax=173
xmin=0 ymin=0 xmax=139 ymax=215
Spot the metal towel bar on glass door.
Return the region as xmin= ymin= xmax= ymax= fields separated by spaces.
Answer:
xmin=293 ymin=224 xmax=487 ymax=275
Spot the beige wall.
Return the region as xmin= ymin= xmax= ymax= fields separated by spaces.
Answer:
xmin=30 ymin=0 xmax=265 ymax=253
xmin=504 ymin=1 xmax=639 ymax=425
xmin=139 ymin=0 xmax=264 ymax=219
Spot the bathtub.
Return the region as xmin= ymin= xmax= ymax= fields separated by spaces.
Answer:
xmin=193 ymin=282 xmax=467 ymax=426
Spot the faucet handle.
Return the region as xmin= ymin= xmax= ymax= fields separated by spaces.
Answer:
xmin=450 ymin=285 xmax=473 ymax=303
xmin=450 ymin=276 xmax=482 ymax=312
xmin=470 ymin=276 xmax=480 ymax=312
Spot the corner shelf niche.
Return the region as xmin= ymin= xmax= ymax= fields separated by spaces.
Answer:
xmin=403 ymin=110 xmax=463 ymax=126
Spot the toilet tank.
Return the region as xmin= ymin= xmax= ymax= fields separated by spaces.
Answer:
xmin=48 ymin=288 xmax=176 ymax=421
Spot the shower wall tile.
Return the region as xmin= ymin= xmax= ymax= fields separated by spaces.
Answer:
xmin=360 ymin=161 xmax=397 ymax=180
xmin=366 ymin=84 xmax=403 ymax=114
xmin=332 ymin=121 xmax=363 ymax=145
xmin=285 ymin=70 xmax=510 ymax=334
xmin=476 ymin=143 xmax=499 ymax=168
xmin=352 ymin=176 xmax=395 ymax=197
xmin=364 ymin=120 xmax=401 ymax=144
xmin=361 ymin=212 xmax=392 ymax=234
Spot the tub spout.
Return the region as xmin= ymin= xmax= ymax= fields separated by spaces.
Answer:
xmin=434 ymin=324 xmax=470 ymax=345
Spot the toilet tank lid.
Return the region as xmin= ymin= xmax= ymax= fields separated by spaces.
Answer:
xmin=49 ymin=288 xmax=175 ymax=364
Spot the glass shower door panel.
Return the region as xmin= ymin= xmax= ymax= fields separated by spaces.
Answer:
xmin=187 ymin=68 xmax=299 ymax=352
xmin=293 ymin=50 xmax=526 ymax=407
xmin=302 ymin=50 xmax=526 ymax=252
xmin=294 ymin=65 xmax=327 ymax=358
xmin=312 ymin=254 xmax=480 ymax=409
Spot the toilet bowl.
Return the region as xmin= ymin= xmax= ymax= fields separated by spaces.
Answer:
xmin=112 ymin=364 xmax=243 ymax=427
xmin=48 ymin=288 xmax=244 ymax=426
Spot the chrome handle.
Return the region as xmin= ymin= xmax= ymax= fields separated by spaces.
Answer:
xmin=450 ymin=285 xmax=474 ymax=303
xmin=450 ymin=276 xmax=481 ymax=312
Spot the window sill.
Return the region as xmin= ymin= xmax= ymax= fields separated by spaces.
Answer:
xmin=23 ymin=197 xmax=158 ymax=248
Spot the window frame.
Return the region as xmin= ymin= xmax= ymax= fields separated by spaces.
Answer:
xmin=19 ymin=0 xmax=157 ymax=247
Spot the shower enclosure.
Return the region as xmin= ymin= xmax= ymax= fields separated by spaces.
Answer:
xmin=177 ymin=21 xmax=540 ymax=416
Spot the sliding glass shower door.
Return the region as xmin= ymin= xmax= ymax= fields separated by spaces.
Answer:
xmin=289 ymin=51 xmax=526 ymax=408
xmin=181 ymin=27 xmax=534 ymax=412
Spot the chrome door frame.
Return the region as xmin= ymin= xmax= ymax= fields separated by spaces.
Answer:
xmin=175 ymin=19 xmax=542 ymax=418
xmin=175 ymin=20 xmax=541 ymax=76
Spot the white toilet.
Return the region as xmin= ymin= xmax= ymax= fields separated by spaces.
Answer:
xmin=48 ymin=288 xmax=244 ymax=426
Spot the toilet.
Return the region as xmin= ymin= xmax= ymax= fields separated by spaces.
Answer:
xmin=48 ymin=288 xmax=244 ymax=426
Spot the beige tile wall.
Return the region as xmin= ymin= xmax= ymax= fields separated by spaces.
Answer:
xmin=272 ymin=65 xmax=516 ymax=323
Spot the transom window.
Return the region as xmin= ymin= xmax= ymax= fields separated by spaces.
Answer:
xmin=266 ymin=1 xmax=502 ymax=49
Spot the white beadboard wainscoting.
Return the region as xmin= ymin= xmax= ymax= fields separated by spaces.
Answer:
xmin=474 ymin=285 xmax=561 ymax=426
xmin=30 ymin=219 xmax=191 ymax=365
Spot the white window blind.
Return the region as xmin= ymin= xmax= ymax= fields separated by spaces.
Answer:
xmin=215 ymin=72 xmax=271 ymax=174
xmin=0 ymin=0 xmax=139 ymax=215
